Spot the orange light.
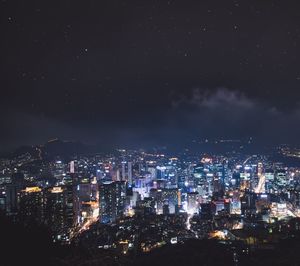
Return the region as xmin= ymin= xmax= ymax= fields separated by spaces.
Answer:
xmin=23 ymin=187 xmax=42 ymax=193
xmin=50 ymin=187 xmax=64 ymax=193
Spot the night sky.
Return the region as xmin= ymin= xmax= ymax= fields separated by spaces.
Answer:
xmin=1 ymin=0 xmax=300 ymax=151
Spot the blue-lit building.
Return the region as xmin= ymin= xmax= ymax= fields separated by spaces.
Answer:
xmin=99 ymin=181 xmax=126 ymax=223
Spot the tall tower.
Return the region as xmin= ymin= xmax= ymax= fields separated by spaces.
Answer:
xmin=255 ymin=162 xmax=266 ymax=194
xmin=121 ymin=161 xmax=126 ymax=181
xmin=128 ymin=162 xmax=133 ymax=185
xmin=116 ymin=169 xmax=121 ymax=181
xmin=70 ymin=161 xmax=75 ymax=174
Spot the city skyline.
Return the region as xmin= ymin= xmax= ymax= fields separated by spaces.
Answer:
xmin=2 ymin=1 xmax=300 ymax=266
xmin=2 ymin=144 xmax=300 ymax=265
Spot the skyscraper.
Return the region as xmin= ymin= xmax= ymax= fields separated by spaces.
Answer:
xmin=187 ymin=192 xmax=199 ymax=214
xmin=18 ymin=187 xmax=44 ymax=225
xmin=121 ymin=161 xmax=126 ymax=181
xmin=99 ymin=181 xmax=126 ymax=223
xmin=70 ymin=161 xmax=75 ymax=174
xmin=128 ymin=161 xmax=133 ymax=185
xmin=44 ymin=186 xmax=70 ymax=241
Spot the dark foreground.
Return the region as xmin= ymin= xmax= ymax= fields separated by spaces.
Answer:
xmin=2 ymin=213 xmax=300 ymax=266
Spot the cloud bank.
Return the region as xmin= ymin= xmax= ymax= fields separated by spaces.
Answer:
xmin=170 ymin=88 xmax=300 ymax=144
xmin=1 ymin=88 xmax=300 ymax=152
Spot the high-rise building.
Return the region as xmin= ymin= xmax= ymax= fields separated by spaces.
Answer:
xmin=116 ymin=169 xmax=121 ymax=181
xmin=128 ymin=162 xmax=133 ymax=185
xmin=18 ymin=187 xmax=44 ymax=225
xmin=230 ymin=191 xmax=241 ymax=214
xmin=44 ymin=186 xmax=70 ymax=241
xmin=5 ymin=184 xmax=19 ymax=217
xmin=276 ymin=170 xmax=287 ymax=186
xmin=162 ymin=188 xmax=179 ymax=214
xmin=65 ymin=184 xmax=75 ymax=227
xmin=115 ymin=181 xmax=126 ymax=218
xmin=53 ymin=160 xmax=65 ymax=181
xmin=187 ymin=192 xmax=199 ymax=214
xmin=255 ymin=162 xmax=266 ymax=193
xmin=99 ymin=181 xmax=126 ymax=223
xmin=121 ymin=161 xmax=126 ymax=181
xmin=69 ymin=161 xmax=75 ymax=174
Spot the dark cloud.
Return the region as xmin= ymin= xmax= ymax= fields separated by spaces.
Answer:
xmin=170 ymin=88 xmax=300 ymax=144
xmin=1 ymin=88 xmax=300 ymax=152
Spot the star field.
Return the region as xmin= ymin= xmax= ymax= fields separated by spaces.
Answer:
xmin=1 ymin=0 xmax=300 ymax=150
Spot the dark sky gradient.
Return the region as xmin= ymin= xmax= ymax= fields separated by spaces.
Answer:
xmin=1 ymin=0 xmax=300 ymax=151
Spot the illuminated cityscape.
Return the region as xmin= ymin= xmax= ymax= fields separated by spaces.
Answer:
xmin=2 ymin=1 xmax=300 ymax=265
xmin=2 ymin=139 xmax=300 ymax=265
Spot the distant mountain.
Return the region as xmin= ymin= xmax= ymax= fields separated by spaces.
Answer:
xmin=6 ymin=139 xmax=97 ymax=161
xmin=42 ymin=139 xmax=89 ymax=159
xmin=11 ymin=145 xmax=40 ymax=158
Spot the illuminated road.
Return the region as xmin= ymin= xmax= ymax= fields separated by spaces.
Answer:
xmin=186 ymin=213 xmax=192 ymax=230
xmin=243 ymin=155 xmax=255 ymax=166
xmin=69 ymin=216 xmax=99 ymax=241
